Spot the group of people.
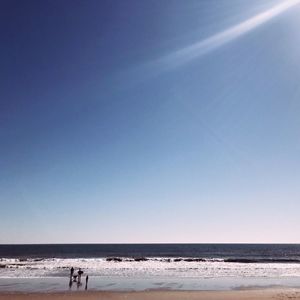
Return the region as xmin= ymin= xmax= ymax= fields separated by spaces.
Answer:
xmin=69 ymin=267 xmax=89 ymax=290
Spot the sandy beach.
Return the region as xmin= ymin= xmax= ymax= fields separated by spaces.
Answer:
xmin=1 ymin=289 xmax=300 ymax=300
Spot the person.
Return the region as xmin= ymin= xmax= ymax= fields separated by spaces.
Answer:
xmin=85 ymin=275 xmax=89 ymax=290
xmin=69 ymin=266 xmax=74 ymax=288
xmin=70 ymin=267 xmax=74 ymax=278
xmin=77 ymin=268 xmax=84 ymax=284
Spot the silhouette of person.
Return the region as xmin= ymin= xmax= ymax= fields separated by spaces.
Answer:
xmin=69 ymin=266 xmax=74 ymax=289
xmin=77 ymin=268 xmax=84 ymax=284
xmin=85 ymin=275 xmax=89 ymax=290
xmin=70 ymin=267 xmax=74 ymax=278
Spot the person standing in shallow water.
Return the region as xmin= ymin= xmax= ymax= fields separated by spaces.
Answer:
xmin=69 ymin=267 xmax=74 ymax=288
xmin=77 ymin=268 xmax=84 ymax=284
xmin=85 ymin=275 xmax=89 ymax=290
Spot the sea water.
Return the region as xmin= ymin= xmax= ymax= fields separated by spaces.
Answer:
xmin=0 ymin=244 xmax=300 ymax=291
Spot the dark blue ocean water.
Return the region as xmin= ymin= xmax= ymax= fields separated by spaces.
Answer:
xmin=1 ymin=244 xmax=300 ymax=263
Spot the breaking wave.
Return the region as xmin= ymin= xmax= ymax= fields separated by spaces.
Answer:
xmin=1 ymin=257 xmax=300 ymax=279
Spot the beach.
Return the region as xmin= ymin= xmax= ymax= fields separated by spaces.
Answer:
xmin=1 ymin=289 xmax=300 ymax=300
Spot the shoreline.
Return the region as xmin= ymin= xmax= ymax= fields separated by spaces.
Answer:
xmin=1 ymin=276 xmax=300 ymax=293
xmin=1 ymin=288 xmax=300 ymax=300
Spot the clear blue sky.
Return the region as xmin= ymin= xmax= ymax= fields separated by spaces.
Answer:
xmin=1 ymin=0 xmax=300 ymax=244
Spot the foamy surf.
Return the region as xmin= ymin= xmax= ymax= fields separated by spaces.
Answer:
xmin=1 ymin=257 xmax=300 ymax=279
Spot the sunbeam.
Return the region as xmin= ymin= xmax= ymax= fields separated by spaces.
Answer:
xmin=152 ymin=0 xmax=300 ymax=71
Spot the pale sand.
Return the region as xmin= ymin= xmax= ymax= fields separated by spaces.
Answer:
xmin=1 ymin=289 xmax=300 ymax=300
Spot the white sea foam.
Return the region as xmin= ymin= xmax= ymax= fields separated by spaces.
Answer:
xmin=1 ymin=257 xmax=300 ymax=279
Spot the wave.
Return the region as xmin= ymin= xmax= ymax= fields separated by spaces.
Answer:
xmin=105 ymin=257 xmax=207 ymax=262
xmin=2 ymin=256 xmax=300 ymax=267
xmin=104 ymin=257 xmax=300 ymax=264
xmin=1 ymin=256 xmax=300 ymax=279
xmin=224 ymin=258 xmax=300 ymax=263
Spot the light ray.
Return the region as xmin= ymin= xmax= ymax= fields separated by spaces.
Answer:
xmin=154 ymin=0 xmax=300 ymax=71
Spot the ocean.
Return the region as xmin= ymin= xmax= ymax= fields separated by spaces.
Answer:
xmin=1 ymin=244 xmax=300 ymax=292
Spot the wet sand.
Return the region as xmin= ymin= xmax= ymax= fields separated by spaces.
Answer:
xmin=0 ymin=289 xmax=300 ymax=300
